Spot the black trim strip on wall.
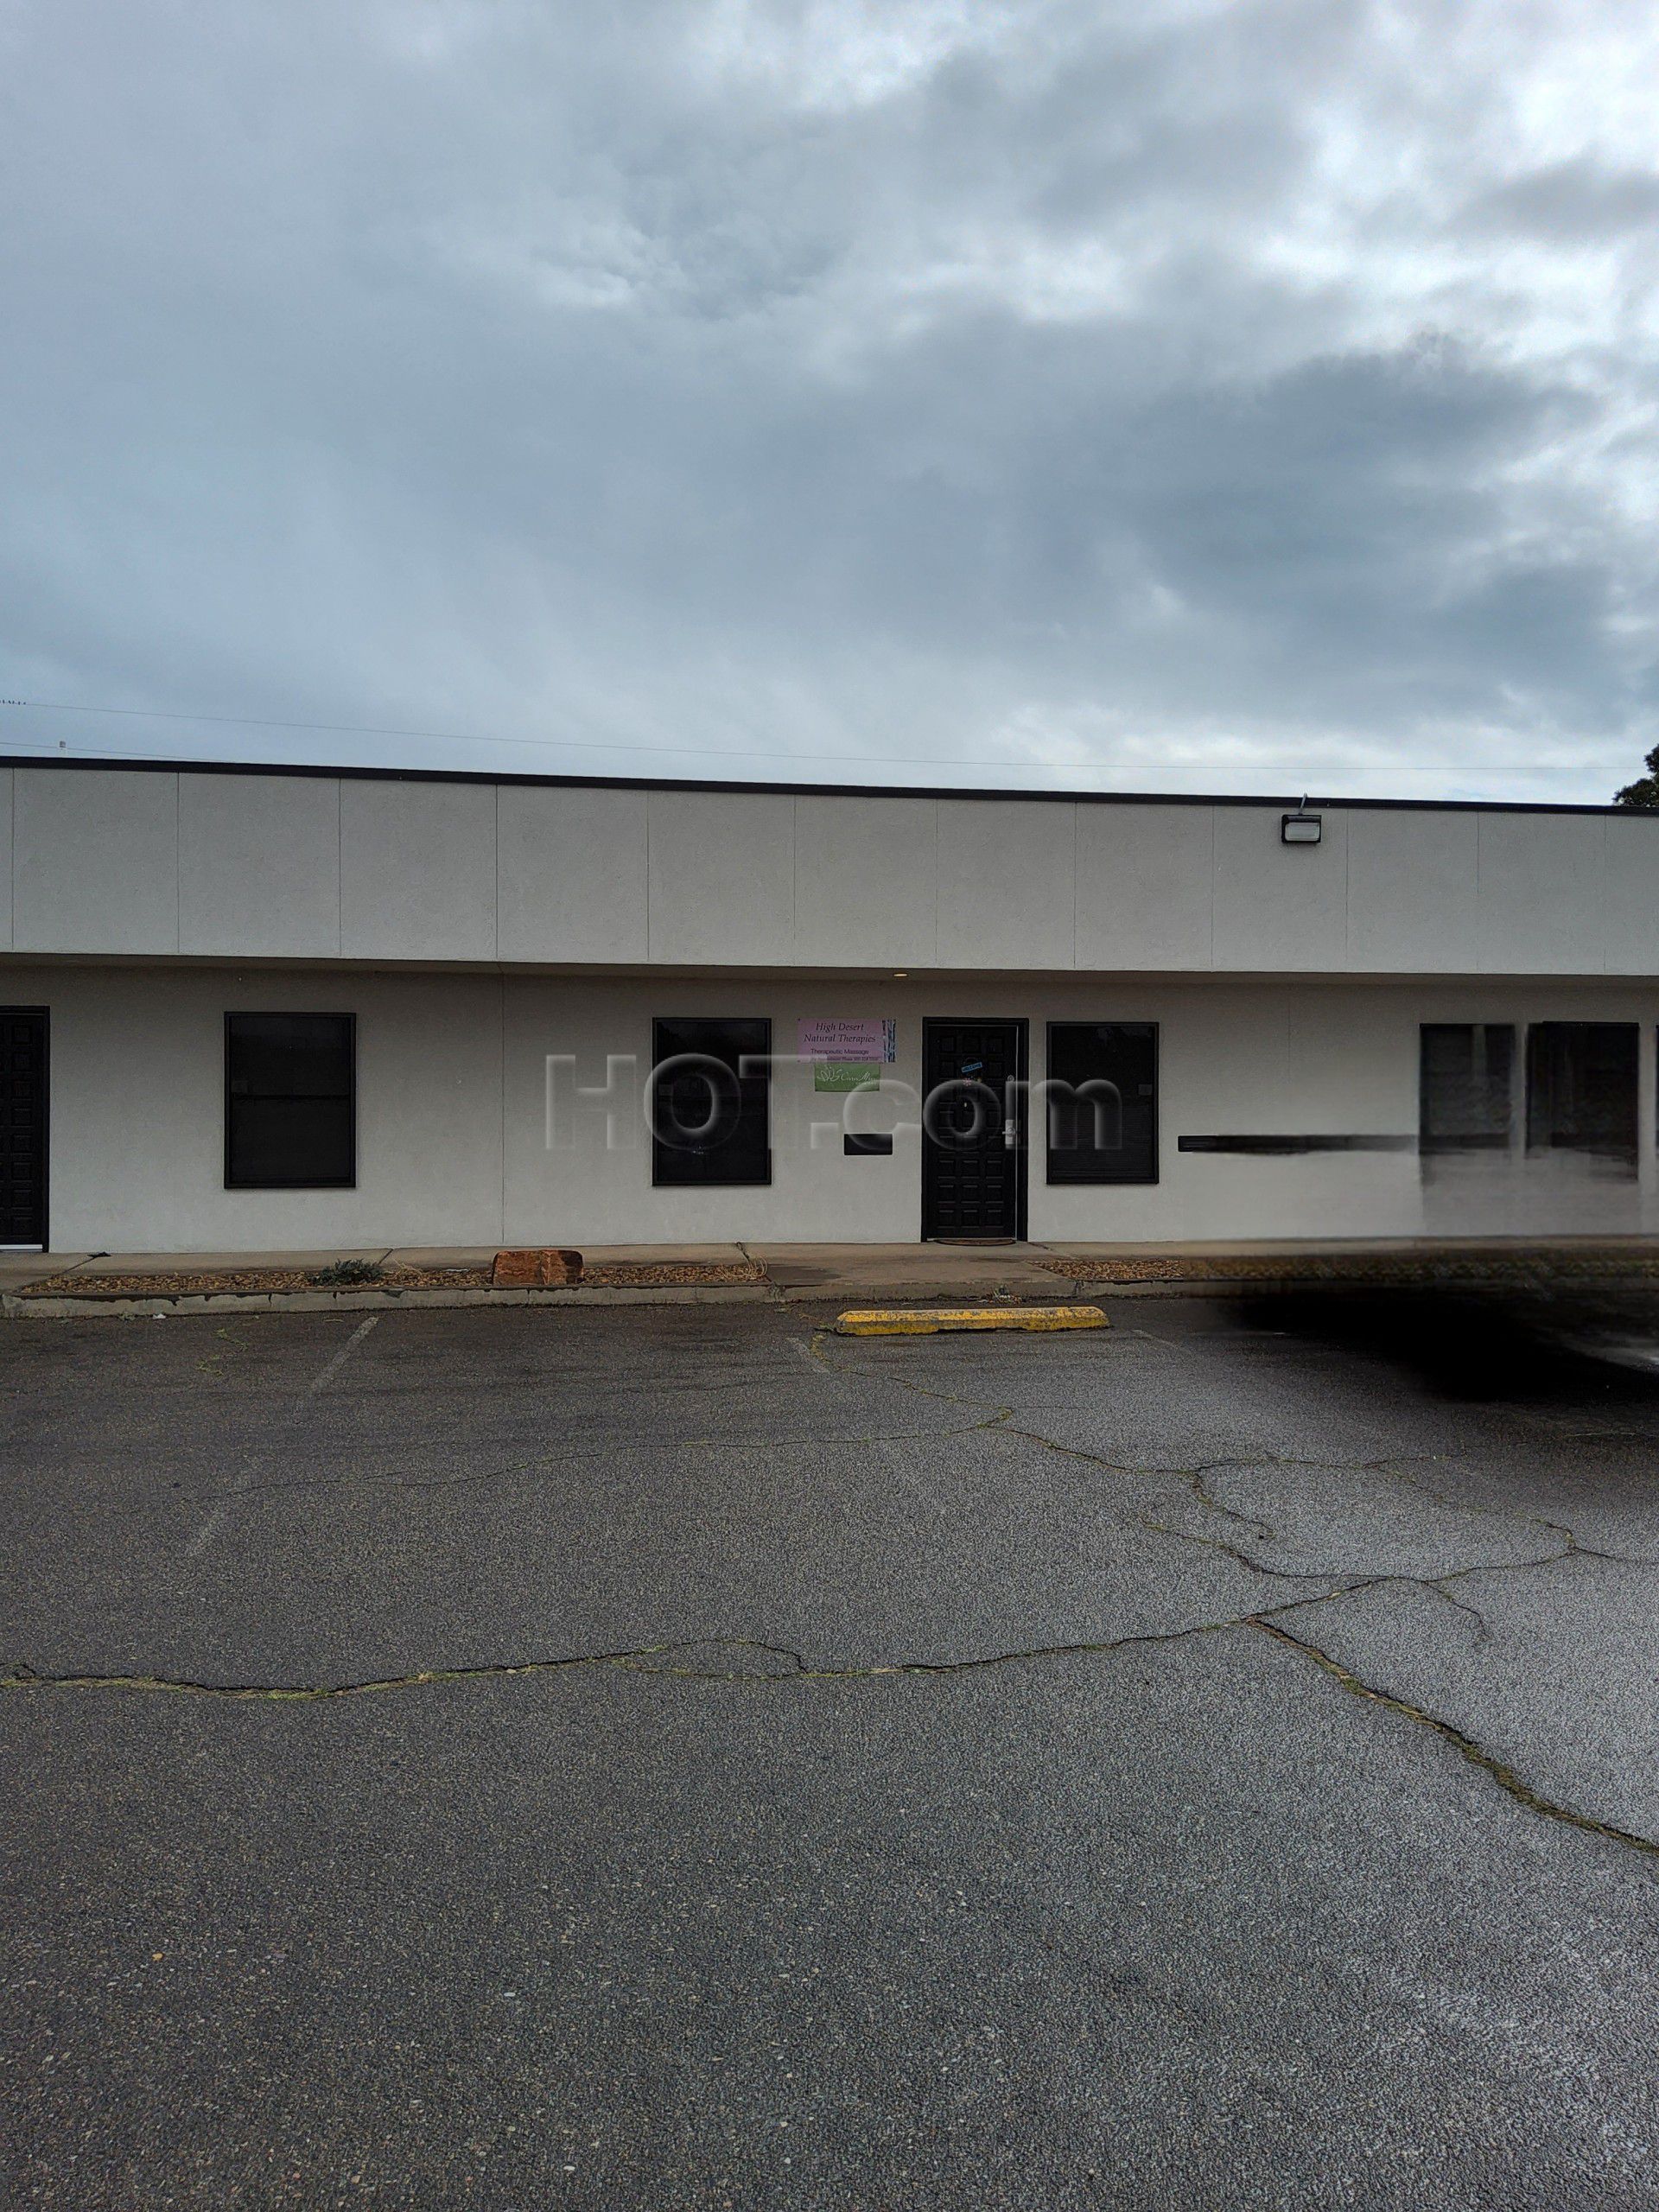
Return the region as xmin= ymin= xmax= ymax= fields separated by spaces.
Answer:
xmin=0 ymin=753 xmax=1648 ymax=819
xmin=1178 ymin=1135 xmax=1419 ymax=1154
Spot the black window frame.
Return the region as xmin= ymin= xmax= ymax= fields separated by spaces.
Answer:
xmin=1419 ymin=1023 xmax=1517 ymax=1157
xmin=224 ymin=1012 xmax=357 ymax=1191
xmin=649 ymin=1017 xmax=772 ymax=1189
xmin=1044 ymin=1020 xmax=1160 ymax=1186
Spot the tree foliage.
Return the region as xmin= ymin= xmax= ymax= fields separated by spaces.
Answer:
xmin=1615 ymin=746 xmax=1659 ymax=807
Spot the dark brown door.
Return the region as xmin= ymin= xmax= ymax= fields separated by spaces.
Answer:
xmin=0 ymin=1008 xmax=48 ymax=1247
xmin=921 ymin=1019 xmax=1027 ymax=1240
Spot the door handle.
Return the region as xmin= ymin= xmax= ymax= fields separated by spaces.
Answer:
xmin=1002 ymin=1121 xmax=1019 ymax=1149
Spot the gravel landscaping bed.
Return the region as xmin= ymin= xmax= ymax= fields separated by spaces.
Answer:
xmin=18 ymin=1266 xmax=491 ymax=1299
xmin=582 ymin=1261 xmax=767 ymax=1287
xmin=16 ymin=1259 xmax=771 ymax=1300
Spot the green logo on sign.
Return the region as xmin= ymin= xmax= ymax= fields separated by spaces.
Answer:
xmin=814 ymin=1061 xmax=883 ymax=1094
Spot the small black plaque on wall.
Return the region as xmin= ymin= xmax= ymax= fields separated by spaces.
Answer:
xmin=844 ymin=1133 xmax=893 ymax=1156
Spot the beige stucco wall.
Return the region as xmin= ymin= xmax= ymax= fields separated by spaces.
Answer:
xmin=5 ymin=961 xmax=1656 ymax=1250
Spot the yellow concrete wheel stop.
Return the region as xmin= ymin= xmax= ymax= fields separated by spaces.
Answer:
xmin=835 ymin=1306 xmax=1107 ymax=1336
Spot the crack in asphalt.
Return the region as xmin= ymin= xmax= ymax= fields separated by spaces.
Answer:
xmin=805 ymin=1329 xmax=1659 ymax=1580
xmin=10 ymin=1317 xmax=1659 ymax=1871
xmin=803 ymin=1327 xmax=1440 ymax=1539
xmin=0 ymin=1587 xmax=1358 ymax=1700
xmin=1253 ymin=1618 xmax=1659 ymax=1861
xmin=798 ymin=1329 xmax=1659 ymax=1863
xmin=1380 ymin=1456 xmax=1659 ymax=1571
xmin=11 ymin=1593 xmax=1658 ymax=1866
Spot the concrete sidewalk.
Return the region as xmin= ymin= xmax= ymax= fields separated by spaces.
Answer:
xmin=9 ymin=1236 xmax=1659 ymax=1316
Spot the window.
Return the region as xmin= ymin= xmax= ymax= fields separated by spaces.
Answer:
xmin=1419 ymin=1025 xmax=1515 ymax=1154
xmin=650 ymin=1018 xmax=771 ymax=1187
xmin=1045 ymin=1022 xmax=1158 ymax=1185
xmin=1526 ymin=1022 xmax=1637 ymax=1169
xmin=225 ymin=1014 xmax=355 ymax=1189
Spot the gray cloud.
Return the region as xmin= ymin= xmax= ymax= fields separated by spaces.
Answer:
xmin=2 ymin=0 xmax=1657 ymax=798
xmin=1463 ymin=159 xmax=1659 ymax=242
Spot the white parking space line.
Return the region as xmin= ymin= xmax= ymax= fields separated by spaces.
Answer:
xmin=184 ymin=1316 xmax=380 ymax=1559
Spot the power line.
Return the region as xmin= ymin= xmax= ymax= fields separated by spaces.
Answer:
xmin=0 ymin=694 xmax=1185 ymax=773
xmin=0 ymin=694 xmax=1569 ymax=783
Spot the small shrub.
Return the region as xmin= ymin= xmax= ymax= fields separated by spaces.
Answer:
xmin=308 ymin=1258 xmax=386 ymax=1287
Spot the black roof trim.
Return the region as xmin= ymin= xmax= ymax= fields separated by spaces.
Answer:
xmin=0 ymin=753 xmax=1642 ymax=818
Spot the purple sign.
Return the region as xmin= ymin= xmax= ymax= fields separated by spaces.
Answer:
xmin=797 ymin=1018 xmax=894 ymax=1063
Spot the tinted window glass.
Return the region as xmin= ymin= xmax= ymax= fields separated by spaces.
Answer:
xmin=226 ymin=1014 xmax=355 ymax=1187
xmin=651 ymin=1018 xmax=771 ymax=1187
xmin=1046 ymin=1023 xmax=1157 ymax=1185
xmin=1420 ymin=1025 xmax=1515 ymax=1154
xmin=1526 ymin=1022 xmax=1637 ymax=1168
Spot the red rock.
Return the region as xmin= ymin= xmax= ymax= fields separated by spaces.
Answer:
xmin=491 ymin=1248 xmax=583 ymax=1287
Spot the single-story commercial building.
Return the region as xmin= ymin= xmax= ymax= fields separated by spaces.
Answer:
xmin=2 ymin=755 xmax=1656 ymax=1253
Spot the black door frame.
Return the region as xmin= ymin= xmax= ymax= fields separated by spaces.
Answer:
xmin=920 ymin=1016 xmax=1029 ymax=1242
xmin=0 ymin=1006 xmax=49 ymax=1250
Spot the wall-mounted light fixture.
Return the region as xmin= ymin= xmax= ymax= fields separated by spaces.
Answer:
xmin=1281 ymin=799 xmax=1322 ymax=846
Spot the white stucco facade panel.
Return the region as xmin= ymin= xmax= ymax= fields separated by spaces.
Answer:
xmin=1287 ymin=987 xmax=1418 ymax=1128
xmin=340 ymin=779 xmax=498 ymax=963
xmin=1476 ymin=811 xmax=1607 ymax=975
xmin=497 ymin=784 xmax=650 ymax=964
xmin=1211 ymin=805 xmax=1350 ymax=971
xmin=13 ymin=769 xmax=180 ymax=955
xmin=791 ymin=796 xmax=938 ymax=969
xmin=179 ymin=772 xmax=341 ymax=958
xmin=935 ymin=801 xmax=1075 ymax=970
xmin=1345 ymin=807 xmax=1479 ymax=972
xmin=646 ymin=791 xmax=795 ymax=965
xmin=1603 ymin=814 xmax=1659 ymax=976
xmin=1170 ymin=987 xmax=1292 ymax=1128
xmin=1074 ymin=804 xmax=1214 ymax=971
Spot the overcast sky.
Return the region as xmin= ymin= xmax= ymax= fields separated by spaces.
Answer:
xmin=3 ymin=1 xmax=1657 ymax=799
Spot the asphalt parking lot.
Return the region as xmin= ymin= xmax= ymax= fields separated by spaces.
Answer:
xmin=5 ymin=1294 xmax=1659 ymax=2209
